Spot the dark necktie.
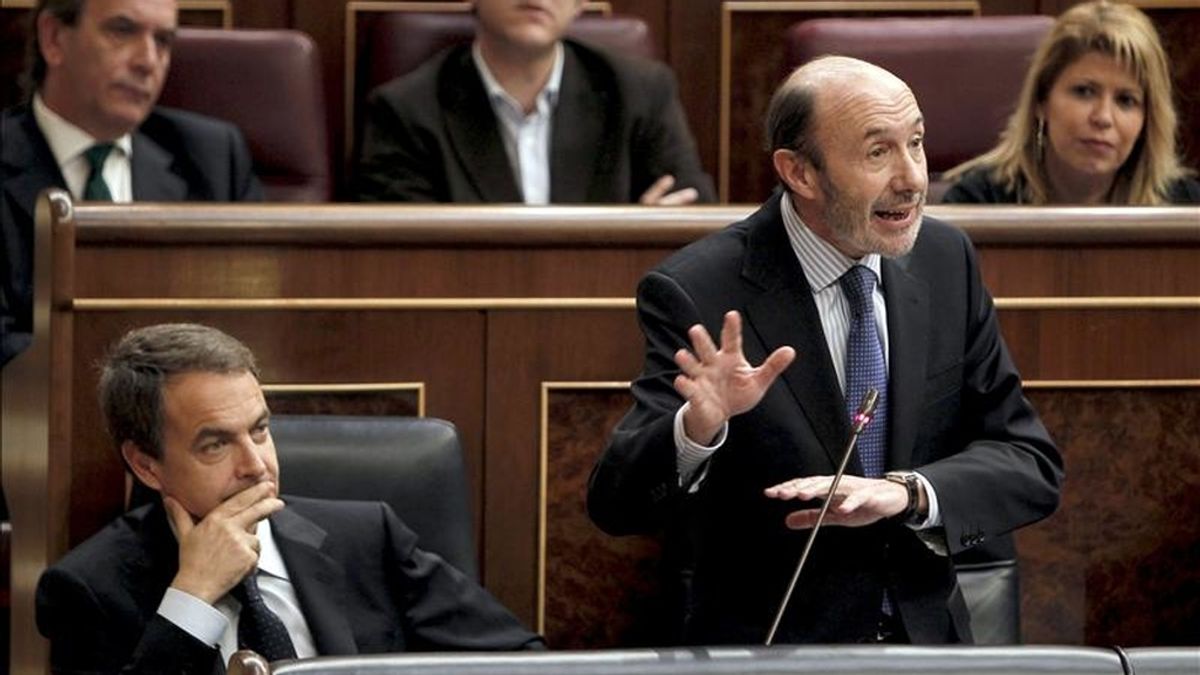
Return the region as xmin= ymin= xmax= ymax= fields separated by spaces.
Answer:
xmin=839 ymin=265 xmax=888 ymax=478
xmin=82 ymin=143 xmax=114 ymax=201
xmin=840 ymin=265 xmax=894 ymax=618
xmin=231 ymin=573 xmax=297 ymax=662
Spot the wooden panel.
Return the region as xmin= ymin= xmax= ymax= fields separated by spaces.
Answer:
xmin=1020 ymin=388 xmax=1200 ymax=646
xmin=543 ymin=388 xmax=668 ymax=648
xmin=4 ymin=200 xmax=1198 ymax=674
xmin=484 ymin=310 xmax=645 ymax=626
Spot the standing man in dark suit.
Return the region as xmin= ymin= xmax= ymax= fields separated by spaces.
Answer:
xmin=1 ymin=0 xmax=261 ymax=366
xmin=354 ymin=0 xmax=714 ymax=205
xmin=588 ymin=56 xmax=1063 ymax=645
xmin=36 ymin=323 xmax=542 ymax=673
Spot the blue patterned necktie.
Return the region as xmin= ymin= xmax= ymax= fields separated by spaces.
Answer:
xmin=231 ymin=572 xmax=297 ymax=662
xmin=82 ymin=143 xmax=114 ymax=201
xmin=839 ymin=265 xmax=888 ymax=478
xmin=840 ymin=265 xmax=894 ymax=619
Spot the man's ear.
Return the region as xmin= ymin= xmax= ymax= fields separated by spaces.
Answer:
xmin=772 ymin=148 xmax=821 ymax=201
xmin=36 ymin=11 xmax=70 ymax=70
xmin=121 ymin=441 xmax=163 ymax=492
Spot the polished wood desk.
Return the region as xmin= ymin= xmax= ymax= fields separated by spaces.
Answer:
xmin=3 ymin=192 xmax=1197 ymax=672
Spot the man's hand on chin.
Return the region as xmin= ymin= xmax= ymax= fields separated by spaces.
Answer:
xmin=167 ymin=482 xmax=284 ymax=604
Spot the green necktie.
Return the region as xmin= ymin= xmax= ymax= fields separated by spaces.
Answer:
xmin=82 ymin=143 xmax=114 ymax=201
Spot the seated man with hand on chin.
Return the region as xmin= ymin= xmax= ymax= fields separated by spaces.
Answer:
xmin=36 ymin=323 xmax=542 ymax=673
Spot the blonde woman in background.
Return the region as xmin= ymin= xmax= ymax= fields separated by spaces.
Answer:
xmin=942 ymin=0 xmax=1199 ymax=204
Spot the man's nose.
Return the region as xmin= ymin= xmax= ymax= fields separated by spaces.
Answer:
xmin=234 ymin=442 xmax=268 ymax=477
xmin=127 ymin=34 xmax=162 ymax=74
xmin=892 ymin=149 xmax=926 ymax=194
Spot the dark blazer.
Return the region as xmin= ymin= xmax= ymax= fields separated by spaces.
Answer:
xmin=941 ymin=164 xmax=1200 ymax=204
xmin=36 ymin=496 xmax=542 ymax=674
xmin=0 ymin=103 xmax=262 ymax=366
xmin=354 ymin=39 xmax=715 ymax=204
xmin=588 ymin=194 xmax=1063 ymax=645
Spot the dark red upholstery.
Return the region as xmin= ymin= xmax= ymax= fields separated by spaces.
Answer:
xmin=159 ymin=28 xmax=332 ymax=202
xmin=350 ymin=11 xmax=656 ymax=158
xmin=785 ymin=16 xmax=1053 ymax=196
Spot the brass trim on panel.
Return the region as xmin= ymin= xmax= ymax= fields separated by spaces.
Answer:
xmin=180 ymin=0 xmax=233 ymax=28
xmin=344 ymin=1 xmax=612 ymax=161
xmin=718 ymin=0 xmax=980 ymax=202
xmin=1125 ymin=0 xmax=1200 ymax=9
xmin=71 ymin=297 xmax=638 ymax=311
xmin=262 ymin=381 xmax=426 ymax=416
xmin=1024 ymin=380 xmax=1200 ymax=389
xmin=995 ymin=297 xmax=1200 ymax=310
xmin=69 ymin=296 xmax=1200 ymax=311
xmin=537 ymin=381 xmax=630 ymax=635
xmin=2 ymin=0 xmax=230 ymax=25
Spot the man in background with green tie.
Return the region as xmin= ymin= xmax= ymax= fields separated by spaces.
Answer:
xmin=1 ymin=0 xmax=262 ymax=366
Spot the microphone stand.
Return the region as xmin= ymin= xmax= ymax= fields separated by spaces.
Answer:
xmin=764 ymin=388 xmax=879 ymax=646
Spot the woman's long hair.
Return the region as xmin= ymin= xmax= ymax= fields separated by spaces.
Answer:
xmin=943 ymin=1 xmax=1188 ymax=204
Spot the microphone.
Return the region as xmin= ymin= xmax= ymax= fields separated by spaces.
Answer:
xmin=764 ymin=388 xmax=879 ymax=646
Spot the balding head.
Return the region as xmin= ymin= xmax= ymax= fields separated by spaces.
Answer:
xmin=765 ymin=56 xmax=912 ymax=166
xmin=768 ymin=56 xmax=928 ymax=259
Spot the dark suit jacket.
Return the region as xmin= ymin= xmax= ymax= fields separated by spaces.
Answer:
xmin=588 ymin=194 xmax=1063 ymax=645
xmin=0 ymin=103 xmax=262 ymax=366
xmin=36 ymin=496 xmax=542 ymax=674
xmin=941 ymin=164 xmax=1200 ymax=204
xmin=353 ymin=40 xmax=715 ymax=204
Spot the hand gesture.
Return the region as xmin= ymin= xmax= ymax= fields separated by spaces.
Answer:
xmin=167 ymin=481 xmax=284 ymax=604
xmin=675 ymin=310 xmax=796 ymax=444
xmin=639 ymin=174 xmax=700 ymax=206
xmin=763 ymin=475 xmax=908 ymax=529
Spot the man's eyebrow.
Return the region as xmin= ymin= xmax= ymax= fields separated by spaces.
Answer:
xmin=863 ymin=115 xmax=926 ymax=140
xmin=100 ymin=13 xmax=140 ymax=28
xmin=191 ymin=426 xmax=232 ymax=446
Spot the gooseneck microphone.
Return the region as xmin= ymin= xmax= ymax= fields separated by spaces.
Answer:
xmin=764 ymin=388 xmax=879 ymax=646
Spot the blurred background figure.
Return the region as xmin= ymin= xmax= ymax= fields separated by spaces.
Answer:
xmin=942 ymin=0 xmax=1199 ymax=205
xmin=353 ymin=0 xmax=714 ymax=205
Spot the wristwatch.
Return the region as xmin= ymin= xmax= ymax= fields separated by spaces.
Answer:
xmin=884 ymin=471 xmax=923 ymax=526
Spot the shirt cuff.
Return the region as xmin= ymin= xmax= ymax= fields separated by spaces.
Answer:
xmin=157 ymin=587 xmax=228 ymax=649
xmin=909 ymin=471 xmax=942 ymax=529
xmin=674 ymin=401 xmax=727 ymax=490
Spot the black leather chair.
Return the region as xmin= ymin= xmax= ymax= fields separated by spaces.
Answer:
xmin=271 ymin=415 xmax=477 ymax=580
xmin=264 ymin=645 xmax=1127 ymax=674
xmin=956 ymin=559 xmax=1020 ymax=645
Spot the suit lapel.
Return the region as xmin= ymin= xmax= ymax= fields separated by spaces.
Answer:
xmin=739 ymin=196 xmax=852 ymax=472
xmin=440 ymin=50 xmax=523 ymax=202
xmin=881 ymin=255 xmax=930 ymax=471
xmin=270 ymin=506 xmax=359 ymax=655
xmin=130 ymin=129 xmax=188 ymax=200
xmin=550 ymin=46 xmax=608 ymax=203
xmin=3 ymin=107 xmax=69 ymax=223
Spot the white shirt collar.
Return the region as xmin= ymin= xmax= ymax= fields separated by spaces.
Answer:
xmin=471 ymin=41 xmax=564 ymax=118
xmin=253 ymin=517 xmax=290 ymax=582
xmin=779 ymin=191 xmax=882 ymax=293
xmin=32 ymin=93 xmax=133 ymax=167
